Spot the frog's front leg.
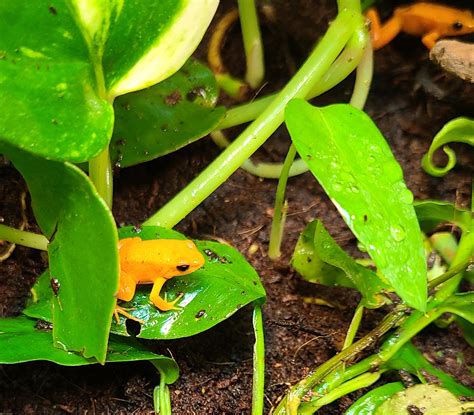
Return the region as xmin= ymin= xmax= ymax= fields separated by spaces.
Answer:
xmin=421 ymin=32 xmax=440 ymax=49
xmin=366 ymin=8 xmax=402 ymax=50
xmin=150 ymin=276 xmax=183 ymax=311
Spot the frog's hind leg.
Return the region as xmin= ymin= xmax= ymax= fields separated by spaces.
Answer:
xmin=366 ymin=8 xmax=402 ymax=50
xmin=114 ymin=305 xmax=144 ymax=324
xmin=150 ymin=277 xmax=183 ymax=311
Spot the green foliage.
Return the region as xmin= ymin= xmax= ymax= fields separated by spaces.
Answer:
xmin=25 ymin=226 xmax=266 ymax=340
xmin=292 ymin=220 xmax=390 ymax=308
xmin=376 ymin=384 xmax=464 ymax=415
xmin=345 ymin=382 xmax=405 ymax=415
xmin=414 ymin=200 xmax=472 ymax=233
xmin=285 ymin=100 xmax=427 ymax=311
xmin=111 ymin=60 xmax=225 ymax=167
xmin=0 ymin=0 xmax=218 ymax=162
xmin=2 ymin=143 xmax=118 ymax=363
xmin=422 ymin=117 xmax=474 ymax=177
xmin=0 ymin=315 xmax=178 ymax=384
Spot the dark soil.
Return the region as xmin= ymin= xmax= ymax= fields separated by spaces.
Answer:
xmin=1 ymin=1 xmax=473 ymax=414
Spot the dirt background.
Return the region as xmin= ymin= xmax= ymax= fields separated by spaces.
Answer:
xmin=1 ymin=0 xmax=473 ymax=414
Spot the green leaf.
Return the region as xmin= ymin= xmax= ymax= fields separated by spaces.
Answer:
xmin=414 ymin=200 xmax=472 ymax=233
xmin=1 ymin=1 xmax=218 ymax=162
xmin=285 ymin=100 xmax=427 ymax=311
xmin=2 ymin=143 xmax=118 ymax=364
xmin=0 ymin=316 xmax=178 ymax=383
xmin=111 ymin=59 xmax=225 ymax=168
xmin=386 ymin=342 xmax=474 ymax=397
xmin=443 ymin=292 xmax=474 ymax=324
xmin=456 ymin=317 xmax=474 ymax=347
xmin=422 ymin=117 xmax=474 ymax=177
xmin=25 ymin=226 xmax=266 ymax=340
xmin=292 ymin=220 xmax=390 ymax=308
xmin=0 ymin=1 xmax=113 ymax=162
xmin=345 ymin=382 xmax=405 ymax=415
xmin=375 ymin=384 xmax=463 ymax=415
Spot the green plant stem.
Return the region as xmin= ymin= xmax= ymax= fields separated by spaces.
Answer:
xmin=275 ymin=306 xmax=407 ymax=415
xmin=342 ymin=302 xmax=364 ymax=350
xmin=145 ymin=9 xmax=360 ymax=228
xmin=238 ymin=0 xmax=264 ymax=88
xmin=428 ymin=257 xmax=473 ymax=290
xmin=89 ymin=146 xmax=113 ymax=208
xmin=349 ymin=39 xmax=373 ymax=108
xmin=268 ymin=145 xmax=296 ymax=259
xmin=0 ymin=224 xmax=48 ymax=251
xmin=217 ymin=28 xmax=368 ymax=131
xmin=252 ymin=303 xmax=265 ymax=415
xmin=153 ymin=369 xmax=172 ymax=415
xmin=299 ymin=372 xmax=381 ymax=414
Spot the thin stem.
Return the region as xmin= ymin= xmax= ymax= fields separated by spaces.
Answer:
xmin=89 ymin=146 xmax=113 ymax=208
xmin=268 ymin=145 xmax=296 ymax=259
xmin=428 ymin=257 xmax=473 ymax=290
xmin=252 ymin=303 xmax=265 ymax=415
xmin=238 ymin=0 xmax=265 ymax=88
xmin=299 ymin=372 xmax=381 ymax=414
xmin=145 ymin=10 xmax=360 ymax=228
xmin=217 ymin=28 xmax=368 ymax=131
xmin=0 ymin=224 xmax=48 ymax=251
xmin=349 ymin=39 xmax=373 ymax=108
xmin=342 ymin=302 xmax=364 ymax=350
xmin=153 ymin=369 xmax=172 ymax=415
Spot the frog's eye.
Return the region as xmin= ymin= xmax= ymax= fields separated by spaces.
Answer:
xmin=452 ymin=22 xmax=463 ymax=30
xmin=176 ymin=264 xmax=190 ymax=272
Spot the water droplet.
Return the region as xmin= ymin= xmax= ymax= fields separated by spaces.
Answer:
xmin=390 ymin=225 xmax=406 ymax=242
xmin=333 ymin=182 xmax=343 ymax=192
xmin=350 ymin=185 xmax=359 ymax=193
xmin=399 ymin=188 xmax=414 ymax=204
xmin=330 ymin=161 xmax=339 ymax=169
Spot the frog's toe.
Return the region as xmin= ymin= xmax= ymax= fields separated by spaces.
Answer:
xmin=114 ymin=304 xmax=144 ymax=324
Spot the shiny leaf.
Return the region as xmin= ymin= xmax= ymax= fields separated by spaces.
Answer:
xmin=292 ymin=220 xmax=390 ymax=308
xmin=0 ymin=316 xmax=178 ymax=383
xmin=422 ymin=117 xmax=474 ymax=177
xmin=111 ymin=59 xmax=225 ymax=168
xmin=414 ymin=200 xmax=472 ymax=233
xmin=345 ymin=382 xmax=405 ymax=415
xmin=2 ymin=142 xmax=118 ymax=364
xmin=285 ymin=100 xmax=427 ymax=311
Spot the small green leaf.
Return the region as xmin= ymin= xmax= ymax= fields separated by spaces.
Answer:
xmin=422 ymin=117 xmax=474 ymax=177
xmin=0 ymin=316 xmax=178 ymax=383
xmin=0 ymin=1 xmax=113 ymax=162
xmin=443 ymin=292 xmax=474 ymax=324
xmin=285 ymin=100 xmax=427 ymax=310
xmin=345 ymin=382 xmax=405 ymax=415
xmin=2 ymin=142 xmax=118 ymax=364
xmin=375 ymin=384 xmax=463 ymax=415
xmin=414 ymin=200 xmax=472 ymax=233
xmin=111 ymin=59 xmax=225 ymax=168
xmin=386 ymin=342 xmax=474 ymax=397
xmin=25 ymin=226 xmax=266 ymax=340
xmin=292 ymin=220 xmax=390 ymax=308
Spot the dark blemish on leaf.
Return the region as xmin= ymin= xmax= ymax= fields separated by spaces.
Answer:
xmin=0 ymin=51 xmax=6 ymax=60
xmin=236 ymin=304 xmax=242 ymax=309
xmin=164 ymin=90 xmax=182 ymax=106
xmin=253 ymin=281 xmax=258 ymax=286
xmin=240 ymin=291 xmax=246 ymax=295
xmin=115 ymin=138 xmax=126 ymax=147
xmin=306 ymin=155 xmax=313 ymax=160
xmin=186 ymin=86 xmax=206 ymax=101
xmin=125 ymin=319 xmax=141 ymax=336
xmin=35 ymin=319 xmax=53 ymax=331
xmin=195 ymin=310 xmax=206 ymax=318
xmin=161 ymin=124 xmax=168 ymax=132
xmin=132 ymin=225 xmax=142 ymax=233
xmin=51 ymin=119 xmax=58 ymax=125
xmin=363 ymin=214 xmax=368 ymax=222
xmin=114 ymin=153 xmax=123 ymax=169
xmin=49 ymin=6 xmax=57 ymax=15
xmin=307 ymin=257 xmax=312 ymax=263
xmin=50 ymin=278 xmax=60 ymax=296
xmin=120 ymin=102 xmax=131 ymax=110
xmin=143 ymin=149 xmax=149 ymax=156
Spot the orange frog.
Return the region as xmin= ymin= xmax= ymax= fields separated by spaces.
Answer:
xmin=367 ymin=2 xmax=474 ymax=49
xmin=115 ymin=237 xmax=205 ymax=322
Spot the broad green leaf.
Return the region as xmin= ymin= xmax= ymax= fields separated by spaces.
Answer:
xmin=0 ymin=1 xmax=113 ymax=162
xmin=2 ymin=143 xmax=118 ymax=364
xmin=422 ymin=117 xmax=474 ymax=177
xmin=285 ymin=101 xmax=427 ymax=310
xmin=111 ymin=59 xmax=225 ymax=168
xmin=386 ymin=342 xmax=474 ymax=397
xmin=375 ymin=384 xmax=463 ymax=415
xmin=292 ymin=220 xmax=390 ymax=308
xmin=25 ymin=226 xmax=266 ymax=340
xmin=1 ymin=1 xmax=218 ymax=162
xmin=414 ymin=200 xmax=472 ymax=233
xmin=443 ymin=292 xmax=474 ymax=324
xmin=0 ymin=316 xmax=178 ymax=383
xmin=345 ymin=382 xmax=405 ymax=415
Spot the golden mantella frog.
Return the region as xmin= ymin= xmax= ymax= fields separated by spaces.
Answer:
xmin=367 ymin=3 xmax=474 ymax=50
xmin=115 ymin=237 xmax=205 ymax=322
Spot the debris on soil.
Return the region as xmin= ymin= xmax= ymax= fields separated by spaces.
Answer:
xmin=430 ymin=39 xmax=474 ymax=83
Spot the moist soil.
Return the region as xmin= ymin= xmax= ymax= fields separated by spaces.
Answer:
xmin=1 ymin=1 xmax=473 ymax=414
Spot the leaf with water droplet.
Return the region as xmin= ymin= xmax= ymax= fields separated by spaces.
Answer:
xmin=285 ymin=101 xmax=427 ymax=311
